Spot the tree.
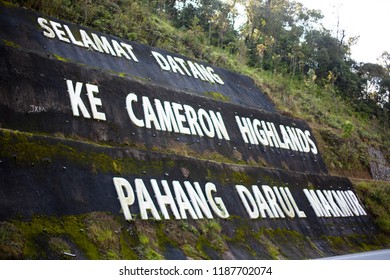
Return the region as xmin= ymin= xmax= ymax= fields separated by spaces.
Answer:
xmin=359 ymin=62 xmax=389 ymax=106
xmin=301 ymin=28 xmax=363 ymax=101
xmin=172 ymin=0 xmax=237 ymax=48
xmin=378 ymin=51 xmax=390 ymax=73
xmin=242 ymin=0 xmax=322 ymax=74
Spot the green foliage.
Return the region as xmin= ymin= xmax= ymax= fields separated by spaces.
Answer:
xmin=342 ymin=120 xmax=354 ymax=138
xmin=0 ymin=213 xmax=146 ymax=260
xmin=48 ymin=237 xmax=71 ymax=257
xmin=355 ymin=181 xmax=390 ymax=234
xmin=138 ymin=234 xmax=149 ymax=245
xmin=0 ymin=222 xmax=25 ymax=259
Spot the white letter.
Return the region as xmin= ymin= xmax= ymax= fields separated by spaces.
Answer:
xmin=198 ymin=108 xmax=215 ymax=138
xmin=285 ymin=188 xmax=306 ymax=218
xmin=37 ymin=18 xmax=55 ymax=38
xmin=135 ymin=179 xmax=160 ymax=220
xmin=174 ymin=57 xmax=192 ymax=76
xmin=112 ymin=39 xmax=130 ymax=59
xmin=86 ymin=83 xmax=106 ymax=121
xmin=206 ymin=66 xmax=224 ymax=85
xmin=155 ymin=99 xmax=179 ymax=132
xmin=187 ymin=61 xmax=205 ymax=80
xmin=63 ymin=24 xmax=84 ymax=47
xmin=172 ymin=103 xmax=190 ymax=135
xmin=280 ymin=125 xmax=295 ymax=150
xmin=347 ymin=191 xmax=367 ymax=216
xmin=50 ymin=20 xmax=70 ymax=43
xmin=80 ymin=29 xmax=98 ymax=51
xmin=273 ymin=187 xmax=295 ymax=218
xmin=91 ymin=33 xmax=116 ymax=56
xmin=151 ymin=179 xmax=181 ymax=219
xmin=151 ymin=51 xmax=170 ymax=71
xmin=126 ymin=93 xmax=144 ymax=127
xmin=120 ymin=42 xmax=139 ymax=62
xmin=235 ymin=185 xmax=259 ymax=219
xmin=210 ymin=111 xmax=230 ymax=140
xmin=253 ymin=119 xmax=269 ymax=146
xmin=235 ymin=116 xmax=253 ymax=144
xmin=207 ymin=183 xmax=229 ymax=218
xmin=113 ymin=177 xmax=135 ymax=221
xmin=167 ymin=55 xmax=185 ymax=75
xmin=303 ymin=189 xmax=325 ymax=217
xmin=173 ymin=181 xmax=198 ymax=219
xmin=261 ymin=121 xmax=280 ymax=147
xmin=270 ymin=123 xmax=285 ymax=149
xmin=332 ymin=190 xmax=352 ymax=216
xmin=142 ymin=96 xmax=161 ymax=130
xmin=305 ymin=130 xmax=318 ymax=154
xmin=183 ymin=105 xmax=203 ymax=136
xmin=323 ymin=190 xmax=343 ymax=217
xmin=341 ymin=191 xmax=359 ymax=216
xmin=251 ymin=185 xmax=273 ymax=218
xmin=296 ymin=129 xmax=310 ymax=152
xmin=194 ymin=63 xmax=214 ymax=83
xmin=184 ymin=181 xmax=213 ymax=219
xmin=287 ymin=127 xmax=303 ymax=152
xmin=66 ymin=80 xmax=91 ymax=119
xmin=316 ymin=190 xmax=335 ymax=217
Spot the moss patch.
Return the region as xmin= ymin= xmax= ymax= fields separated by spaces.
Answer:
xmin=2 ymin=39 xmax=21 ymax=49
xmin=0 ymin=213 xmax=143 ymax=260
xmin=1 ymin=211 xmax=388 ymax=260
xmin=0 ymin=129 xmax=168 ymax=177
xmin=354 ymin=180 xmax=390 ymax=234
xmin=0 ymin=221 xmax=25 ymax=259
xmin=203 ymin=91 xmax=230 ymax=102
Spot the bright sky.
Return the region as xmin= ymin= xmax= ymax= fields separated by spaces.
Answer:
xmin=298 ymin=0 xmax=390 ymax=64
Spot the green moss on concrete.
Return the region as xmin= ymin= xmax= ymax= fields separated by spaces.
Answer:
xmin=2 ymin=39 xmax=21 ymax=49
xmin=354 ymin=180 xmax=390 ymax=234
xmin=0 ymin=221 xmax=25 ymax=259
xmin=0 ymin=213 xmax=144 ymax=259
xmin=231 ymin=171 xmax=252 ymax=185
xmin=1 ymin=210 xmax=388 ymax=260
xmin=84 ymin=212 xmax=121 ymax=254
xmin=203 ymin=91 xmax=230 ymax=102
xmin=259 ymin=228 xmax=322 ymax=259
xmin=48 ymin=237 xmax=71 ymax=257
xmin=52 ymin=53 xmax=71 ymax=62
xmin=0 ymin=129 xmax=170 ymax=177
xmin=13 ymin=215 xmax=99 ymax=259
xmin=320 ymin=234 xmax=385 ymax=256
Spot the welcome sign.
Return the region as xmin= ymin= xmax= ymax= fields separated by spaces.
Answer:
xmin=0 ymin=3 xmax=375 ymax=247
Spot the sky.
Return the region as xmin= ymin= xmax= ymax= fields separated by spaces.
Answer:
xmin=297 ymin=0 xmax=390 ymax=64
xmin=232 ymin=0 xmax=390 ymax=64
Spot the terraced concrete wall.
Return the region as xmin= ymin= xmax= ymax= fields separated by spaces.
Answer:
xmin=0 ymin=3 xmax=380 ymax=259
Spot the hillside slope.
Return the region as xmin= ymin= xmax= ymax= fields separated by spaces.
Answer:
xmin=0 ymin=1 xmax=389 ymax=260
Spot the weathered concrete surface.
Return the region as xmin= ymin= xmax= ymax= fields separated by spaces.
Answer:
xmin=0 ymin=3 xmax=384 ymax=260
xmin=0 ymin=45 xmax=327 ymax=173
xmin=0 ymin=2 xmax=275 ymax=112
xmin=0 ymin=130 xmax=376 ymax=236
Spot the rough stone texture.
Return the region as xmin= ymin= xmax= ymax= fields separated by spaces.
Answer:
xmin=0 ymin=45 xmax=327 ymax=174
xmin=0 ymin=3 xmax=275 ymax=113
xmin=0 ymin=4 xmax=383 ymax=259
xmin=368 ymin=146 xmax=390 ymax=181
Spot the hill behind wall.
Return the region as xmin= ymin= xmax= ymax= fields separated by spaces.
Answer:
xmin=0 ymin=3 xmax=385 ymax=259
